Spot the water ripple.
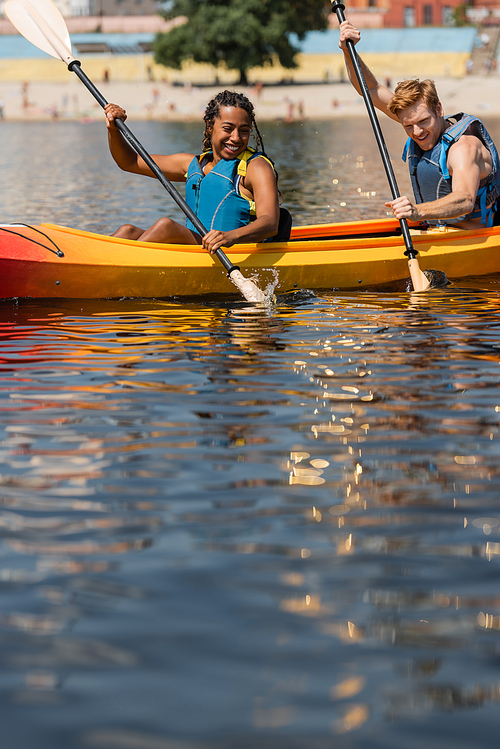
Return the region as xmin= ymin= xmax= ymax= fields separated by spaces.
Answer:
xmin=0 ymin=119 xmax=500 ymax=746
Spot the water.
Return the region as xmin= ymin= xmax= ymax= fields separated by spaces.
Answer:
xmin=0 ymin=116 xmax=500 ymax=748
xmin=0 ymin=116 xmax=416 ymax=230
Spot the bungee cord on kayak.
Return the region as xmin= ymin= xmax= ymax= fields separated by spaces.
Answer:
xmin=3 ymin=0 xmax=268 ymax=303
xmin=0 ymin=0 xmax=493 ymax=301
xmin=0 ymin=224 xmax=64 ymax=257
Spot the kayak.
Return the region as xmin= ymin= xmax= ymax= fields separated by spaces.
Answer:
xmin=1 ymin=218 xmax=499 ymax=299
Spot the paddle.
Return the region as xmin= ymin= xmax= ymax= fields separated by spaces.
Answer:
xmin=332 ymin=0 xmax=430 ymax=292
xmin=4 ymin=0 xmax=266 ymax=303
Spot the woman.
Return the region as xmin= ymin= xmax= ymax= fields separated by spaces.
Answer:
xmin=105 ymin=90 xmax=287 ymax=255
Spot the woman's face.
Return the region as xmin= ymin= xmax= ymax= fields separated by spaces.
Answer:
xmin=209 ymin=106 xmax=252 ymax=160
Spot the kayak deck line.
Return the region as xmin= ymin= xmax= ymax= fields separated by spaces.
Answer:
xmin=0 ymin=223 xmax=64 ymax=257
xmin=39 ymin=220 xmax=500 ymax=255
xmin=0 ymin=218 xmax=498 ymax=299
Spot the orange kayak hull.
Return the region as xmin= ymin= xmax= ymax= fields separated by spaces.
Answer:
xmin=0 ymin=219 xmax=499 ymax=299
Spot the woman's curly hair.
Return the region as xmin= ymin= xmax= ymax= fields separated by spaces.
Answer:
xmin=202 ymin=90 xmax=266 ymax=153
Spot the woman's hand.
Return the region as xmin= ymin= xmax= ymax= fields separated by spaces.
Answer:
xmin=104 ymin=103 xmax=127 ymax=130
xmin=202 ymin=230 xmax=236 ymax=254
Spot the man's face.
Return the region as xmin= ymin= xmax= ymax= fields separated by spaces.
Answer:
xmin=398 ymin=99 xmax=445 ymax=151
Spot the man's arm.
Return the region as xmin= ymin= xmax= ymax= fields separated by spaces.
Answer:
xmin=338 ymin=20 xmax=399 ymax=122
xmin=386 ymin=136 xmax=484 ymax=221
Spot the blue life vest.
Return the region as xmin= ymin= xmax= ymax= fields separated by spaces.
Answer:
xmin=185 ymin=147 xmax=275 ymax=233
xmin=402 ymin=113 xmax=500 ymax=226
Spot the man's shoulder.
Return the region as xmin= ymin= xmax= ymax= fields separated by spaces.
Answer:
xmin=447 ymin=133 xmax=489 ymax=171
xmin=449 ymin=133 xmax=486 ymax=153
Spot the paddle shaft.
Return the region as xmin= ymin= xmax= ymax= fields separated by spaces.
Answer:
xmin=332 ymin=1 xmax=418 ymax=262
xmin=68 ymin=61 xmax=238 ymax=275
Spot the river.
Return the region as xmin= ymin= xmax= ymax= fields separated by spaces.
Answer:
xmin=0 ymin=115 xmax=499 ymax=748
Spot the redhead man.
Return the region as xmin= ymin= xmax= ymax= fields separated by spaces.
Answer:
xmin=339 ymin=20 xmax=500 ymax=227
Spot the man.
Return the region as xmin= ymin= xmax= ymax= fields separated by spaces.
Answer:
xmin=339 ymin=20 xmax=500 ymax=228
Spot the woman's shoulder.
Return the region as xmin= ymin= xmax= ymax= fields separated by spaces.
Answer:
xmin=245 ymin=151 xmax=276 ymax=178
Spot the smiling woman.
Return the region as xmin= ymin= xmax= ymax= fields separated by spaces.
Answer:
xmin=105 ymin=89 xmax=287 ymax=255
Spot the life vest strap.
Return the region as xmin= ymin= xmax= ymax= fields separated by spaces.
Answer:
xmin=187 ymin=148 xmax=274 ymax=224
xmin=237 ymin=148 xmax=276 ymax=177
xmin=402 ymin=138 xmax=410 ymax=163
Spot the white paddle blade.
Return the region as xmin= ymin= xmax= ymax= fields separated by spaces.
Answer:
xmin=4 ymin=0 xmax=75 ymax=65
xmin=229 ymin=270 xmax=267 ymax=302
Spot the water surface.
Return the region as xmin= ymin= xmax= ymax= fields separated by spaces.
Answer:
xmin=0 ymin=117 xmax=499 ymax=748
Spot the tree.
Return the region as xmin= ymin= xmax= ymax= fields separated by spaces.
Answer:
xmin=450 ymin=3 xmax=471 ymax=26
xmin=153 ymin=0 xmax=329 ymax=86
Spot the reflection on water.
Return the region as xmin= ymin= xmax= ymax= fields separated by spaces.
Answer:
xmin=2 ymin=117 xmax=500 ymax=746
xmin=0 ymin=288 xmax=499 ymax=747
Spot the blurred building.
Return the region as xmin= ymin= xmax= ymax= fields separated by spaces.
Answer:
xmin=91 ymin=0 xmax=161 ymax=15
xmin=52 ymin=0 xmax=90 ymax=14
xmin=384 ymin=0 xmax=462 ymax=27
xmin=336 ymin=0 xmax=500 ymax=28
xmin=51 ymin=0 xmax=161 ymax=15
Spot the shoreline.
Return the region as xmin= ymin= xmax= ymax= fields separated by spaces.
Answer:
xmin=1 ymin=75 xmax=499 ymax=123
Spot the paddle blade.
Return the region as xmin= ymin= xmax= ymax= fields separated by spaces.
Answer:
xmin=408 ymin=258 xmax=431 ymax=292
xmin=4 ymin=0 xmax=75 ymax=64
xmin=229 ymin=270 xmax=267 ymax=302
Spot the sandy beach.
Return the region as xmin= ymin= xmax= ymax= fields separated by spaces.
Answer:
xmin=0 ymin=73 xmax=499 ymax=122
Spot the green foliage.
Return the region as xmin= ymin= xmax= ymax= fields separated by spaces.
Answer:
xmin=449 ymin=3 xmax=472 ymax=27
xmin=153 ymin=0 xmax=329 ymax=84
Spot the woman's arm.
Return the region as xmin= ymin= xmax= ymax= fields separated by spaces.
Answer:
xmin=105 ymin=103 xmax=193 ymax=182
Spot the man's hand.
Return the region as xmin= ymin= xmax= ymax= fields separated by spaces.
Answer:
xmin=339 ymin=20 xmax=361 ymax=51
xmin=385 ymin=196 xmax=420 ymax=221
